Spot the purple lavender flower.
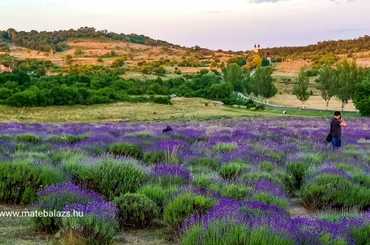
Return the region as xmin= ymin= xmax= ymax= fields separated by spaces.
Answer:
xmin=152 ymin=164 xmax=191 ymax=182
xmin=64 ymin=200 xmax=118 ymax=220
xmin=38 ymin=182 xmax=105 ymax=203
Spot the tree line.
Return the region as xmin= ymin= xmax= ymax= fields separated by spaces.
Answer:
xmin=293 ymin=60 xmax=370 ymax=116
xmin=0 ymin=27 xmax=177 ymax=52
xmin=263 ymin=36 xmax=370 ymax=59
xmin=0 ymin=57 xmax=277 ymax=108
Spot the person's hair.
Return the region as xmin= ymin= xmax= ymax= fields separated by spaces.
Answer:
xmin=334 ymin=111 xmax=341 ymax=116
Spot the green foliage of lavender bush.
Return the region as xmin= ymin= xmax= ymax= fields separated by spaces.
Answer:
xmin=253 ymin=192 xmax=288 ymax=209
xmin=33 ymin=192 xmax=90 ymax=233
xmin=189 ymin=158 xmax=221 ymax=171
xmin=107 ymin=143 xmax=143 ymax=159
xmin=181 ymin=221 xmax=251 ymax=245
xmin=15 ymin=134 xmax=42 ymax=144
xmin=164 ymin=193 xmax=215 ymax=230
xmin=63 ymin=161 xmax=96 ymax=188
xmin=94 ymin=160 xmax=147 ymax=200
xmin=114 ymin=193 xmax=159 ymax=228
xmin=181 ymin=221 xmax=294 ymax=245
xmin=138 ymin=184 xmax=177 ymax=213
xmin=301 ymin=174 xmax=370 ymax=210
xmin=61 ymin=215 xmax=119 ymax=245
xmin=282 ymin=162 xmax=310 ymax=195
xmin=220 ymin=184 xmax=251 ymax=200
xmin=242 ymin=172 xmax=282 ymax=185
xmin=213 ymin=143 xmax=238 ymax=153
xmin=0 ymin=162 xmax=64 ymax=204
xmin=193 ymin=175 xmax=214 ymax=189
xmin=48 ymin=134 xmax=88 ymax=144
xmin=143 ymin=151 xmax=166 ymax=165
xmin=351 ymin=224 xmax=370 ymax=245
xmin=320 ymin=233 xmax=347 ymax=245
xmin=260 ymin=161 xmax=274 ymax=172
xmin=219 ymin=161 xmax=248 ymax=180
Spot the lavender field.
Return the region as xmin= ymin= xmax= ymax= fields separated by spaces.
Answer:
xmin=0 ymin=118 xmax=370 ymax=244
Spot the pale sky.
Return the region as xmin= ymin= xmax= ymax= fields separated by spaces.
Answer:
xmin=0 ymin=0 xmax=369 ymax=50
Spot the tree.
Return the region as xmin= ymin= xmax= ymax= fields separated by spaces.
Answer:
xmin=353 ymin=72 xmax=370 ymax=116
xmin=223 ymin=63 xmax=247 ymax=93
xmin=293 ymin=69 xmax=310 ymax=106
xmin=334 ymin=60 xmax=363 ymax=112
xmin=249 ymin=67 xmax=277 ymax=98
xmin=316 ymin=65 xmax=336 ymax=109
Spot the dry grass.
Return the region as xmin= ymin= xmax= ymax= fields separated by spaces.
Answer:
xmin=269 ymin=95 xmax=357 ymax=112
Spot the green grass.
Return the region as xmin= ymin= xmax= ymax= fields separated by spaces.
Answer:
xmin=0 ymin=97 xmax=360 ymax=123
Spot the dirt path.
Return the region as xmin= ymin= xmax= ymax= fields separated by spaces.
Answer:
xmin=288 ymin=198 xmax=311 ymax=217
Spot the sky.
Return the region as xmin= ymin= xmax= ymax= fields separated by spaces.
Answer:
xmin=0 ymin=0 xmax=369 ymax=51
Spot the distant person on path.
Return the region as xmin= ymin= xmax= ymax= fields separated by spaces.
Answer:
xmin=328 ymin=111 xmax=347 ymax=150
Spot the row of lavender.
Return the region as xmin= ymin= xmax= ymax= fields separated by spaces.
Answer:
xmin=0 ymin=118 xmax=369 ymax=244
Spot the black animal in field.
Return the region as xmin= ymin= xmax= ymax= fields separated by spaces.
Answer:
xmin=162 ymin=126 xmax=173 ymax=134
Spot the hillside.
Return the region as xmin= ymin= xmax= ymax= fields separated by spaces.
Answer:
xmin=0 ymin=27 xmax=369 ymax=113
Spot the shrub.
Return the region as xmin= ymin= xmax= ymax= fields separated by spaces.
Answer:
xmin=33 ymin=183 xmax=98 ymax=233
xmin=282 ymin=163 xmax=309 ymax=195
xmin=107 ymin=143 xmax=143 ymax=159
xmin=249 ymin=227 xmax=295 ymax=245
xmin=260 ymin=161 xmax=274 ymax=172
xmin=253 ymin=192 xmax=288 ymax=209
xmin=62 ymin=161 xmax=96 ymax=189
xmin=242 ymin=172 xmax=282 ymax=185
xmin=219 ymin=162 xmax=248 ymax=180
xmin=220 ymin=184 xmax=251 ymax=200
xmin=61 ymin=215 xmax=119 ymax=245
xmin=0 ymin=162 xmax=64 ymax=204
xmin=114 ymin=193 xmax=159 ymax=228
xmin=138 ymin=184 xmax=177 ymax=212
xmin=48 ymin=135 xmax=88 ymax=144
xmin=94 ymin=160 xmax=147 ymax=200
xmin=144 ymin=151 xmax=166 ymax=165
xmin=189 ymin=158 xmax=220 ymax=171
xmin=15 ymin=134 xmax=42 ymax=144
xmin=164 ymin=193 xmax=215 ymax=230
xmin=351 ymin=224 xmax=370 ymax=245
xmin=300 ymin=174 xmax=365 ymax=210
xmin=151 ymin=96 xmax=172 ymax=105
xmin=181 ymin=221 xmax=294 ymax=245
xmin=213 ymin=143 xmax=238 ymax=153
xmin=193 ymin=175 xmax=214 ymax=189
xmin=181 ymin=221 xmax=251 ymax=245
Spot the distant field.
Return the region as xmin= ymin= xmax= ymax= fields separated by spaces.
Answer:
xmin=269 ymin=95 xmax=357 ymax=112
xmin=0 ymin=97 xmax=275 ymax=123
xmin=0 ymin=97 xmax=360 ymax=123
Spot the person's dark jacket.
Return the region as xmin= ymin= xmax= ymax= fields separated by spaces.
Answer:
xmin=330 ymin=118 xmax=342 ymax=138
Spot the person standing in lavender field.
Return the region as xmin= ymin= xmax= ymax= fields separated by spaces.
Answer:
xmin=328 ymin=111 xmax=347 ymax=150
